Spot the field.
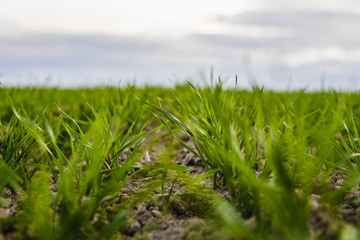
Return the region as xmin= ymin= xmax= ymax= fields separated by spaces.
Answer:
xmin=1 ymin=83 xmax=360 ymax=239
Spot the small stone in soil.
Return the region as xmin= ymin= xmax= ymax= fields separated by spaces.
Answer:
xmin=152 ymin=210 xmax=162 ymax=218
xmin=6 ymin=205 xmax=16 ymax=217
xmin=137 ymin=204 xmax=147 ymax=214
xmin=170 ymin=198 xmax=190 ymax=217
xmin=138 ymin=211 xmax=154 ymax=226
xmin=128 ymin=221 xmax=141 ymax=236
xmin=0 ymin=208 xmax=7 ymax=218
xmin=340 ymin=204 xmax=357 ymax=222
xmin=147 ymin=217 xmax=202 ymax=240
xmin=310 ymin=208 xmax=329 ymax=231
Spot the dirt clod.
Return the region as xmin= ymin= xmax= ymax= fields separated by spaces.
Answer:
xmin=0 ymin=208 xmax=7 ymax=218
xmin=151 ymin=210 xmax=162 ymax=218
xmin=340 ymin=204 xmax=357 ymax=222
xmin=171 ymin=198 xmax=191 ymax=217
xmin=128 ymin=221 xmax=141 ymax=236
xmin=138 ymin=210 xmax=154 ymax=226
xmin=176 ymin=140 xmax=207 ymax=174
xmin=147 ymin=216 xmax=202 ymax=240
xmin=309 ymin=194 xmax=330 ymax=234
xmin=330 ymin=171 xmax=346 ymax=190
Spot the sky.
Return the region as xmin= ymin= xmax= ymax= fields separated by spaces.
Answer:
xmin=1 ymin=0 xmax=360 ymax=89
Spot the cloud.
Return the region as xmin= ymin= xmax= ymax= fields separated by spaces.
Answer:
xmin=0 ymin=34 xmax=165 ymax=69
xmin=217 ymin=10 xmax=360 ymax=48
xmin=0 ymin=33 xmax=239 ymax=87
xmin=1 ymin=10 xmax=360 ymax=90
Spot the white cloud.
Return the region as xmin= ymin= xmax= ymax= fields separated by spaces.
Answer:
xmin=2 ymin=1 xmax=360 ymax=89
xmin=0 ymin=1 xmax=256 ymax=37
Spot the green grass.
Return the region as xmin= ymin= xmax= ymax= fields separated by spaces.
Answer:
xmin=1 ymin=83 xmax=360 ymax=239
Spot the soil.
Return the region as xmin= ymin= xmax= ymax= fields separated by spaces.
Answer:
xmin=2 ymin=136 xmax=360 ymax=239
xmin=0 ymin=188 xmax=20 ymax=239
xmin=117 ymin=138 xmax=360 ymax=240
xmin=176 ymin=140 xmax=207 ymax=174
xmin=113 ymin=138 xmax=225 ymax=240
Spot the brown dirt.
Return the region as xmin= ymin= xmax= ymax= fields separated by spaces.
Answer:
xmin=0 ymin=187 xmax=21 ymax=239
xmin=2 ymin=134 xmax=360 ymax=239
xmin=113 ymin=138 xmax=220 ymax=239
xmin=176 ymin=140 xmax=207 ymax=174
